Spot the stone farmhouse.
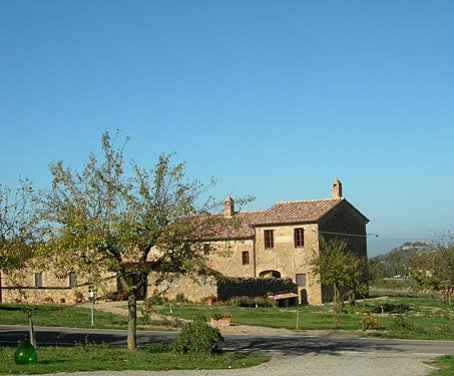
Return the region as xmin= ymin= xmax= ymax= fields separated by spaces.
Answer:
xmin=158 ymin=178 xmax=369 ymax=305
xmin=0 ymin=178 xmax=368 ymax=306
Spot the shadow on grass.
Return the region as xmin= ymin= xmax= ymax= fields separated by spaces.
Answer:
xmin=0 ymin=305 xmax=64 ymax=312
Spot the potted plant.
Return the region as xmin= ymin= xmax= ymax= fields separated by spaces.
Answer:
xmin=205 ymin=295 xmax=217 ymax=306
xmin=210 ymin=311 xmax=231 ymax=327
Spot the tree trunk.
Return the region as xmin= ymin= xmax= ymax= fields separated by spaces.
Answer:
xmin=28 ymin=310 xmax=36 ymax=347
xmin=127 ymin=292 xmax=137 ymax=351
xmin=332 ymin=282 xmax=338 ymax=313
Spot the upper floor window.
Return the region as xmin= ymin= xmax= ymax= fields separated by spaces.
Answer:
xmin=264 ymin=230 xmax=274 ymax=249
xmin=294 ymin=228 xmax=304 ymax=247
xmin=242 ymin=251 xmax=250 ymax=265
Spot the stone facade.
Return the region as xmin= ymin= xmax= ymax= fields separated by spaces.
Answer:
xmin=0 ymin=179 xmax=368 ymax=306
xmin=0 ymin=270 xmax=117 ymax=304
xmin=165 ymin=178 xmax=368 ymax=305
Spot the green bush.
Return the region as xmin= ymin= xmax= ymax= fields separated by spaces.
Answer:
xmin=172 ymin=315 xmax=223 ymax=354
xmin=392 ymin=314 xmax=425 ymax=333
xmin=229 ymin=296 xmax=277 ymax=308
xmin=359 ymin=316 xmax=381 ymax=331
xmin=174 ymin=294 xmax=187 ymax=303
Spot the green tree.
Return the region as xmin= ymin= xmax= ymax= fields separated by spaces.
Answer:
xmin=411 ymin=236 xmax=454 ymax=305
xmin=0 ymin=180 xmax=40 ymax=283
xmin=311 ymin=237 xmax=367 ymax=311
xmin=41 ymin=131 xmax=222 ymax=350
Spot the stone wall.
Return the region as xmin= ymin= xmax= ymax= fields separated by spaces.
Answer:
xmin=147 ymin=274 xmax=216 ymax=302
xmin=318 ymin=200 xmax=369 ymax=303
xmin=0 ymin=270 xmax=117 ymax=304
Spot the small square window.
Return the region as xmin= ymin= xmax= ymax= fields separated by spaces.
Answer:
xmin=296 ymin=273 xmax=306 ymax=287
xmin=35 ymin=273 xmax=43 ymax=289
xmin=69 ymin=272 xmax=77 ymax=287
xmin=264 ymin=230 xmax=274 ymax=249
xmin=294 ymin=228 xmax=304 ymax=247
xmin=242 ymin=251 xmax=250 ymax=265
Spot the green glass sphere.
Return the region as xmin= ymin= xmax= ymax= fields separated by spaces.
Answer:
xmin=14 ymin=340 xmax=38 ymax=365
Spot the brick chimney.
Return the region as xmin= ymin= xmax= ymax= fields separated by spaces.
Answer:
xmin=331 ymin=177 xmax=343 ymax=198
xmin=224 ymin=195 xmax=234 ymax=217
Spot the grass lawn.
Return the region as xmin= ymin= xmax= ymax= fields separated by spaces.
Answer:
xmin=1 ymin=293 xmax=453 ymax=341
xmin=155 ymin=294 xmax=454 ymax=340
xmin=428 ymin=355 xmax=454 ymax=376
xmin=0 ymin=303 xmax=161 ymax=330
xmin=0 ymin=344 xmax=268 ymax=374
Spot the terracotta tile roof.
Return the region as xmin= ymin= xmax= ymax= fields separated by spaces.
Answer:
xmin=193 ymin=198 xmax=346 ymax=240
xmin=190 ymin=211 xmax=258 ymax=240
xmin=250 ymin=198 xmax=344 ymax=226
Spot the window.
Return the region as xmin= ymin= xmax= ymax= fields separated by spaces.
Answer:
xmin=294 ymin=228 xmax=305 ymax=247
xmin=296 ymin=273 xmax=306 ymax=287
xmin=264 ymin=230 xmax=274 ymax=249
xmin=203 ymin=243 xmax=210 ymax=255
xmin=242 ymin=251 xmax=250 ymax=265
xmin=68 ymin=272 xmax=77 ymax=287
xmin=35 ymin=273 xmax=43 ymax=289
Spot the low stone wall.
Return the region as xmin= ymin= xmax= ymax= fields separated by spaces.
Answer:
xmin=147 ymin=274 xmax=217 ymax=302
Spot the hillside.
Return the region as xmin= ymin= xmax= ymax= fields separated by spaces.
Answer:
xmin=370 ymin=241 xmax=434 ymax=278
xmin=373 ymin=240 xmax=434 ymax=262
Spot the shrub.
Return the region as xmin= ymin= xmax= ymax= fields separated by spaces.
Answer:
xmin=174 ymin=293 xmax=187 ymax=303
xmin=392 ymin=314 xmax=424 ymax=333
xmin=172 ymin=315 xmax=223 ymax=354
xmin=211 ymin=311 xmax=231 ymax=320
xmin=229 ymin=296 xmax=276 ymax=307
xmin=359 ymin=316 xmax=380 ymax=331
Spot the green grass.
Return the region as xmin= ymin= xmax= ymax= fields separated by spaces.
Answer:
xmin=0 ymin=344 xmax=268 ymax=374
xmin=1 ymin=294 xmax=453 ymax=341
xmin=155 ymin=294 xmax=454 ymax=340
xmin=428 ymin=355 xmax=454 ymax=376
xmin=0 ymin=303 xmax=164 ymax=330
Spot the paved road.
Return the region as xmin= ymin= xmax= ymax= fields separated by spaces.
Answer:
xmin=1 ymin=325 xmax=453 ymax=376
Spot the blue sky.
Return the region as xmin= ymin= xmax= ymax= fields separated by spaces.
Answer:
xmin=1 ymin=1 xmax=453 ymax=256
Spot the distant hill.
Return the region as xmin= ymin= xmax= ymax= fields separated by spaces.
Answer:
xmin=370 ymin=241 xmax=434 ymax=278
xmin=373 ymin=240 xmax=434 ymax=262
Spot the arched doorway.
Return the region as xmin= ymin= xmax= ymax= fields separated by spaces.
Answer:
xmin=259 ymin=270 xmax=281 ymax=278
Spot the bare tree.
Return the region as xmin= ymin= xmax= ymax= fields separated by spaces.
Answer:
xmin=0 ymin=179 xmax=40 ymax=283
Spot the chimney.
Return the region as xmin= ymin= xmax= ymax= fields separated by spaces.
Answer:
xmin=224 ymin=195 xmax=234 ymax=217
xmin=331 ymin=177 xmax=343 ymax=198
